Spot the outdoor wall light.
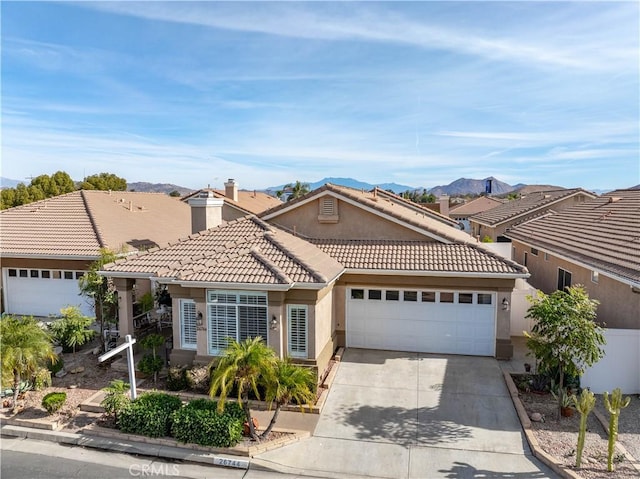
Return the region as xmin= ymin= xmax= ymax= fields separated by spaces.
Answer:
xmin=270 ymin=315 xmax=278 ymax=330
xmin=196 ymin=311 xmax=203 ymax=327
xmin=502 ymin=298 xmax=510 ymax=311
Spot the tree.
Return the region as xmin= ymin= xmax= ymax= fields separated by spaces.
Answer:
xmin=260 ymin=358 xmax=316 ymax=439
xmin=80 ymin=172 xmax=127 ymax=191
xmin=524 ymin=286 xmax=605 ymax=420
xmin=276 ymin=181 xmax=310 ymax=201
xmin=49 ymin=306 xmax=96 ymax=360
xmin=0 ymin=315 xmax=58 ymax=413
xmin=209 ymin=337 xmax=276 ymax=441
xmin=138 ymin=334 xmax=165 ymax=384
xmin=79 ymin=249 xmax=119 ymax=352
xmin=169 ymin=190 xmax=181 ymax=197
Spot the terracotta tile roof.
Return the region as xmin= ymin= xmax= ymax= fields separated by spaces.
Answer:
xmin=470 ymin=188 xmax=596 ymax=226
xmin=505 ymin=189 xmax=640 ymax=286
xmin=182 ymin=188 xmax=281 ymax=215
xmin=261 ymin=184 xmax=474 ymax=244
xmin=310 ymin=239 xmax=527 ymax=275
xmin=0 ymin=190 xmax=191 ymax=258
xmin=450 ymin=196 xmax=504 ymax=217
xmin=103 ymin=216 xmax=344 ymax=286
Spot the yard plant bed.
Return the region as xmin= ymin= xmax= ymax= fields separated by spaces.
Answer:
xmin=516 ymin=384 xmax=639 ymax=479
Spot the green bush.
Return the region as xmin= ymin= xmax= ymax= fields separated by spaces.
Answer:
xmin=42 ymin=392 xmax=67 ymax=415
xmin=119 ymin=392 xmax=182 ymax=437
xmin=33 ymin=367 xmax=52 ymax=391
xmin=167 ymin=366 xmax=188 ymax=391
xmin=47 ymin=356 xmax=64 ymax=375
xmin=138 ymin=355 xmax=164 ymax=378
xmin=171 ymin=399 xmax=245 ymax=447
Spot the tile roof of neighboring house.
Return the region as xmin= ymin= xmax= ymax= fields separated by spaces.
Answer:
xmin=450 ymin=196 xmax=504 ymax=217
xmin=310 ymin=239 xmax=527 ymax=275
xmin=261 ymin=184 xmax=474 ymax=244
xmin=0 ymin=190 xmax=191 ymax=258
xmin=505 ymin=189 xmax=640 ymax=286
xmin=469 ymin=188 xmax=596 ymax=226
xmin=182 ymin=188 xmax=281 ymax=215
xmin=103 ymin=216 xmax=344 ymax=287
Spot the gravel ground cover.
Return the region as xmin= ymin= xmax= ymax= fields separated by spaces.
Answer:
xmin=520 ymin=390 xmax=639 ymax=479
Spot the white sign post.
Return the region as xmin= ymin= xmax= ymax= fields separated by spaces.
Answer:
xmin=98 ymin=334 xmax=138 ymax=400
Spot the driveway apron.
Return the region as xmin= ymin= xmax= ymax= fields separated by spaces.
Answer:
xmin=253 ymin=349 xmax=557 ymax=478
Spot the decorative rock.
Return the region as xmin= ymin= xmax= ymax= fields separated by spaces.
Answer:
xmin=70 ymin=366 xmax=85 ymax=374
xmin=68 ymin=385 xmax=78 ymax=389
xmin=92 ymin=347 xmax=101 ymax=355
xmin=530 ymin=412 xmax=544 ymax=422
xmin=53 ymin=346 xmax=63 ymax=355
xmin=55 ymin=369 xmax=67 ymax=378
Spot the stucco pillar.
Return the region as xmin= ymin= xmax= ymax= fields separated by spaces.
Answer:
xmin=268 ymin=292 xmax=285 ymax=358
xmin=495 ymin=290 xmax=514 ymax=359
xmin=113 ymin=278 xmax=135 ymax=338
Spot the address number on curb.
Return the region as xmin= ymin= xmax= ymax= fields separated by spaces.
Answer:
xmin=213 ymin=457 xmax=249 ymax=469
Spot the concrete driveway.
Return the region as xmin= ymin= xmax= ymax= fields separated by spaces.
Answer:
xmin=253 ymin=349 xmax=556 ymax=479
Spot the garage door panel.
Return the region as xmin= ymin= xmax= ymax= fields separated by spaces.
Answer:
xmin=348 ymin=289 xmax=496 ymax=356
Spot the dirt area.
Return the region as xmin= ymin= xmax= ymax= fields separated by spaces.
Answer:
xmin=519 ymin=390 xmax=640 ymax=479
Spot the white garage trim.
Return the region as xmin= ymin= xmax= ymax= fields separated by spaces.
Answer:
xmin=346 ymin=286 xmax=497 ymax=356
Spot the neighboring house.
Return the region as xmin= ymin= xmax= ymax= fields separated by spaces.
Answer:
xmin=505 ymin=189 xmax=640 ymax=393
xmin=0 ymin=190 xmax=191 ymax=317
xmin=181 ymin=178 xmax=281 ymax=221
xmin=449 ymin=196 xmax=504 ymax=233
xmin=102 ymin=184 xmax=528 ymax=376
xmin=469 ymin=188 xmax=597 ymax=242
xmin=505 ymin=189 xmax=640 ymax=331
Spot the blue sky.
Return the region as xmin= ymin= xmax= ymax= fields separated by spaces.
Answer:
xmin=2 ymin=1 xmax=639 ymax=191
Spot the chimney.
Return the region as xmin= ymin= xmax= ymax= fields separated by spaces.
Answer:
xmin=224 ymin=178 xmax=238 ymax=202
xmin=439 ymin=195 xmax=450 ymax=217
xmin=188 ymin=191 xmax=224 ymax=234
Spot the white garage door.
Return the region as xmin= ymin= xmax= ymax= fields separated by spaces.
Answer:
xmin=347 ymin=288 xmax=496 ymax=356
xmin=3 ymin=268 xmax=94 ymax=318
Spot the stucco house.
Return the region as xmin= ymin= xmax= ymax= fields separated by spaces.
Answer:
xmin=505 ymin=189 xmax=640 ymax=393
xmin=0 ymin=190 xmax=192 ymax=317
xmin=449 ymin=196 xmax=504 ymax=233
xmin=102 ymin=184 xmax=529 ymax=375
xmin=469 ymin=188 xmax=597 ymax=242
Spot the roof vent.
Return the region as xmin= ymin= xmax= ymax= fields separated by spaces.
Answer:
xmin=608 ymin=196 xmax=621 ymax=203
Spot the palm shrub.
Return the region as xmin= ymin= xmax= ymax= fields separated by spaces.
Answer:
xmin=42 ymin=392 xmax=67 ymax=415
xmin=171 ymin=399 xmax=245 ymax=447
xmin=137 ymin=333 xmax=165 ymax=384
xmin=603 ymin=388 xmax=631 ymax=472
xmin=101 ymin=379 xmax=131 ymax=425
xmin=118 ymin=392 xmax=182 ymax=438
xmin=49 ymin=306 xmax=96 ymax=359
xmin=261 ymin=359 xmax=317 ymax=439
xmin=209 ymin=337 xmax=277 ymax=441
xmin=572 ymin=389 xmax=596 ymax=468
xmin=1 ymin=315 xmax=58 ymax=413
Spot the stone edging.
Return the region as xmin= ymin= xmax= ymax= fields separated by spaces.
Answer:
xmin=503 ymin=371 xmax=583 ymax=479
xmin=2 ymin=415 xmax=62 ymax=431
xmin=82 ymin=423 xmax=310 ymax=457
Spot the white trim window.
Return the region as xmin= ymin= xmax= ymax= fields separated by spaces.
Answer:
xmin=180 ymin=299 xmax=197 ymax=350
xmin=207 ymin=291 xmax=268 ymax=355
xmin=287 ymin=305 xmax=308 ymax=358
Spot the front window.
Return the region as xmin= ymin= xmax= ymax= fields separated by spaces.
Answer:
xmin=180 ymin=299 xmax=197 ymax=350
xmin=558 ymin=268 xmax=572 ymax=291
xmin=207 ymin=291 xmax=268 ymax=355
xmin=288 ymin=305 xmax=308 ymax=358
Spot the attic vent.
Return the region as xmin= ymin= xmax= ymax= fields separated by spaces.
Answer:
xmin=318 ymin=197 xmax=339 ymax=224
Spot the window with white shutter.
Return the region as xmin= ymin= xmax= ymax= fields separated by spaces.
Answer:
xmin=288 ymin=305 xmax=308 ymax=358
xmin=207 ymin=290 xmax=268 ymax=355
xmin=180 ymin=299 xmax=197 ymax=350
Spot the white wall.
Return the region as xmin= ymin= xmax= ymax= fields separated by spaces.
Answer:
xmin=581 ymin=329 xmax=640 ymax=394
xmin=510 ymin=279 xmax=537 ymax=336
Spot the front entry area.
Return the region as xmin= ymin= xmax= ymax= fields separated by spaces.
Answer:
xmin=347 ymin=287 xmax=496 ymax=356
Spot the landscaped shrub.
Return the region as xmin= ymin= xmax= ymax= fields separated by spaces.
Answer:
xmin=42 ymin=392 xmax=67 ymax=415
xmin=167 ymin=366 xmax=188 ymax=391
xmin=47 ymin=356 xmax=64 ymax=375
xmin=171 ymin=399 xmax=245 ymax=447
xmin=101 ymin=379 xmax=131 ymax=424
xmin=185 ymin=365 xmax=210 ymax=393
xmin=33 ymin=367 xmax=52 ymax=391
xmin=118 ymin=392 xmax=182 ymax=438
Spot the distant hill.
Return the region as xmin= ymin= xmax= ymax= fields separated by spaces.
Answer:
xmin=508 ymin=184 xmax=565 ymax=196
xmin=428 ymin=177 xmax=514 ymax=196
xmin=268 ymin=177 xmax=416 ymax=194
xmin=0 ymin=177 xmax=23 ymax=188
xmin=127 ymin=182 xmax=193 ymax=196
